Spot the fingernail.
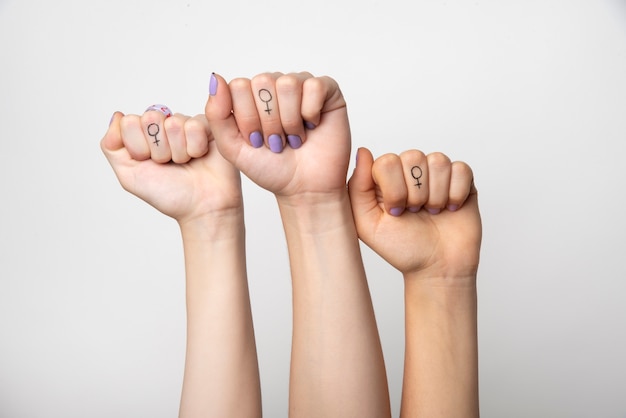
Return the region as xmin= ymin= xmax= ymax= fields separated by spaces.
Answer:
xmin=448 ymin=204 xmax=459 ymax=212
xmin=145 ymin=104 xmax=172 ymax=117
xmin=109 ymin=112 xmax=115 ymax=126
xmin=390 ymin=207 xmax=404 ymax=217
xmin=287 ymin=135 xmax=302 ymax=149
xmin=408 ymin=206 xmax=421 ymax=213
xmin=427 ymin=208 xmax=441 ymax=215
xmin=250 ymin=131 xmax=264 ymax=148
xmin=304 ymin=121 xmax=316 ymax=130
xmin=268 ymin=134 xmax=283 ymax=153
xmin=209 ymin=73 xmax=218 ymax=96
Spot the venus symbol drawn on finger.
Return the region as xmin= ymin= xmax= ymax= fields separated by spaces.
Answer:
xmin=258 ymin=89 xmax=273 ymax=115
xmin=411 ymin=166 xmax=423 ymax=188
xmin=147 ymin=123 xmax=160 ymax=146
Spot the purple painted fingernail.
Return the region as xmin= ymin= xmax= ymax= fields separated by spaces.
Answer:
xmin=390 ymin=207 xmax=404 ymax=217
xmin=408 ymin=206 xmax=421 ymax=213
xmin=427 ymin=208 xmax=441 ymax=215
xmin=448 ymin=204 xmax=459 ymax=212
xmin=209 ymin=73 xmax=218 ymax=96
xmin=304 ymin=121 xmax=316 ymax=130
xmin=109 ymin=113 xmax=115 ymax=126
xmin=268 ymin=134 xmax=283 ymax=153
xmin=250 ymin=131 xmax=264 ymax=148
xmin=287 ymin=135 xmax=302 ymax=149
xmin=145 ymin=104 xmax=173 ymax=117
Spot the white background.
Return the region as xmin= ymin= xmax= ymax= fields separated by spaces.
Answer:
xmin=1 ymin=0 xmax=626 ymax=416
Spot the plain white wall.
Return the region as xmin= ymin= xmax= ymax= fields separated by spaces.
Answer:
xmin=1 ymin=0 xmax=625 ymax=416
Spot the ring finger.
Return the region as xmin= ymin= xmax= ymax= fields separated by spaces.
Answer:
xmin=164 ymin=114 xmax=191 ymax=163
xmin=425 ymin=152 xmax=452 ymax=214
xmin=276 ymin=72 xmax=312 ymax=149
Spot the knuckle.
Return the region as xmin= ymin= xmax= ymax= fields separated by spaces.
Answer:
xmin=303 ymin=76 xmax=324 ymax=93
xmin=229 ymin=77 xmax=251 ymax=91
xmin=119 ymin=115 xmax=137 ymax=130
xmin=250 ymin=73 xmax=274 ymax=87
xmin=427 ymin=152 xmax=451 ymax=169
xmin=276 ymin=75 xmax=300 ymax=94
xmin=184 ymin=117 xmax=204 ymax=136
xmin=375 ymin=153 xmax=401 ymax=171
xmin=399 ymin=149 xmax=426 ymax=163
xmin=184 ymin=116 xmax=200 ymax=129
xmin=452 ymin=160 xmax=473 ymax=178
xmin=164 ymin=117 xmax=183 ymax=137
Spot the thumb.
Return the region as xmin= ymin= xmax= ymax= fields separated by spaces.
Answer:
xmin=205 ymin=72 xmax=242 ymax=165
xmin=348 ymin=147 xmax=381 ymax=235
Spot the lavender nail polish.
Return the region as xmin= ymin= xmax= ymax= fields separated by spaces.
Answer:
xmin=427 ymin=208 xmax=441 ymax=215
xmin=408 ymin=206 xmax=421 ymax=213
xmin=209 ymin=73 xmax=218 ymax=96
xmin=109 ymin=113 xmax=115 ymax=126
xmin=390 ymin=207 xmax=404 ymax=217
xmin=304 ymin=121 xmax=316 ymax=130
xmin=250 ymin=131 xmax=264 ymax=148
xmin=448 ymin=204 xmax=459 ymax=212
xmin=287 ymin=135 xmax=302 ymax=149
xmin=268 ymin=134 xmax=283 ymax=153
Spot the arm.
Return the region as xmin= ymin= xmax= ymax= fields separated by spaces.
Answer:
xmin=178 ymin=212 xmax=261 ymax=418
xmin=101 ymin=109 xmax=261 ymax=417
xmin=278 ymin=191 xmax=389 ymax=417
xmin=401 ymin=271 xmax=478 ymax=418
xmin=206 ymin=73 xmax=391 ymax=417
xmin=348 ymin=147 xmax=481 ymax=418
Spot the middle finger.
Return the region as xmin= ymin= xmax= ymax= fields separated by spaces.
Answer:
xmin=250 ymin=72 xmax=286 ymax=153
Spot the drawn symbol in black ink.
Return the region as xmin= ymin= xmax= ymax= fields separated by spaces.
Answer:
xmin=411 ymin=166 xmax=423 ymax=188
xmin=147 ymin=123 xmax=160 ymax=146
xmin=258 ymin=89 xmax=273 ymax=115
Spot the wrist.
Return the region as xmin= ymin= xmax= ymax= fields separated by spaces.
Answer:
xmin=178 ymin=207 xmax=245 ymax=243
xmin=404 ymin=270 xmax=477 ymax=286
xmin=403 ymin=262 xmax=478 ymax=287
xmin=276 ymin=188 xmax=347 ymax=208
xmin=276 ymin=190 xmax=355 ymax=236
xmin=404 ymin=273 xmax=477 ymax=314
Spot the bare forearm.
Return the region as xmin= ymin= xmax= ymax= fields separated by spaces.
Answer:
xmin=401 ymin=275 xmax=479 ymax=418
xmin=178 ymin=213 xmax=261 ymax=418
xmin=278 ymin=192 xmax=390 ymax=418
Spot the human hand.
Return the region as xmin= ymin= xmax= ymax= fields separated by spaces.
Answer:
xmin=101 ymin=106 xmax=242 ymax=225
xmin=205 ymin=72 xmax=351 ymax=204
xmin=348 ymin=147 xmax=481 ymax=280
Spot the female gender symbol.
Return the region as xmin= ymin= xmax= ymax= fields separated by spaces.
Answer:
xmin=411 ymin=166 xmax=423 ymax=188
xmin=258 ymin=89 xmax=273 ymax=114
xmin=147 ymin=123 xmax=160 ymax=146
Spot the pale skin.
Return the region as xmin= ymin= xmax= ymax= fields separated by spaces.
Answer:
xmin=206 ymin=72 xmax=392 ymax=417
xmin=348 ymin=148 xmax=481 ymax=418
xmin=100 ymin=110 xmax=262 ymax=417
